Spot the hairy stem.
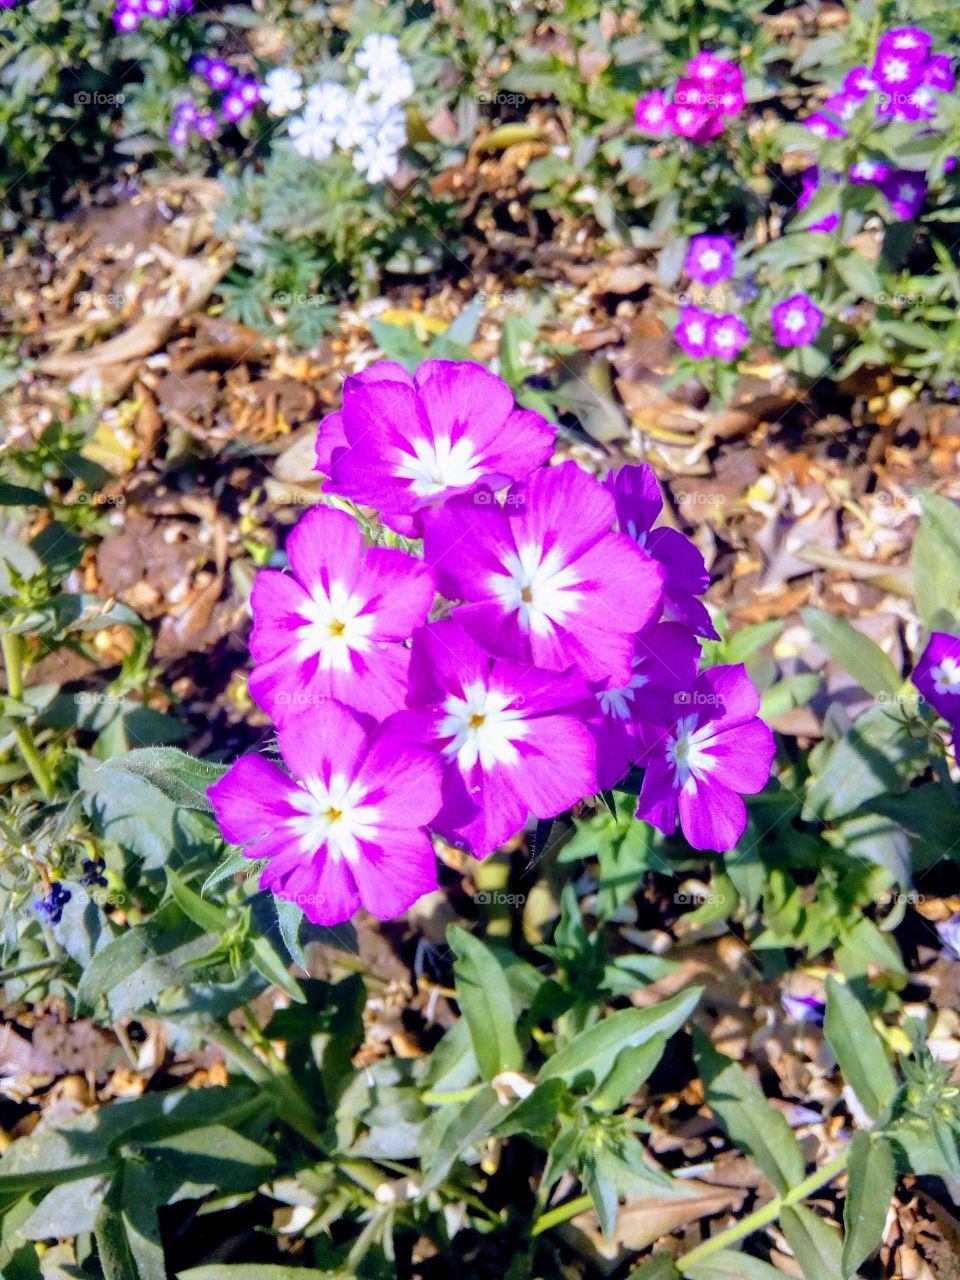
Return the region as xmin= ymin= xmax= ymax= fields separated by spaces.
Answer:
xmin=1 ymin=630 xmax=55 ymax=800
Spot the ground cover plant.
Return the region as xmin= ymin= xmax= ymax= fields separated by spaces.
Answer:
xmin=3 ymin=1 xmax=960 ymax=1278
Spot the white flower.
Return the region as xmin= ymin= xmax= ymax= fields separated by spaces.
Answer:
xmin=304 ymin=80 xmax=353 ymax=127
xmin=355 ymin=33 xmax=402 ymax=78
xmin=288 ymin=113 xmax=337 ymax=161
xmin=353 ymin=133 xmax=401 ymax=184
xmin=354 ymin=32 xmax=415 ymax=104
xmin=261 ymin=68 xmax=303 ymax=117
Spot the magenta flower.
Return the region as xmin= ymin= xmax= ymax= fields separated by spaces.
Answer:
xmin=912 ymin=632 xmax=960 ymax=726
xmin=685 ymin=234 xmax=735 ymax=285
xmin=685 ymin=53 xmax=743 ymax=105
xmin=635 ymin=664 xmax=775 ymax=851
xmin=924 ymin=54 xmax=956 ymax=93
xmin=849 ymin=158 xmax=891 ymax=185
xmin=635 ymin=91 xmax=669 ymax=135
xmin=590 ymin=622 xmax=701 ymax=790
xmin=674 ymin=305 xmax=713 ymax=359
xmin=705 ymin=314 xmax=749 ymax=361
xmin=669 ymin=102 xmax=724 ymax=143
xmin=803 ymin=112 xmax=847 ymax=140
xmin=208 ymin=703 xmax=442 ymax=925
xmin=877 ymin=27 xmax=933 ymax=63
xmin=881 ymin=168 xmax=927 ymax=219
xmin=822 ymin=91 xmax=861 ymax=123
xmin=797 ymin=167 xmax=840 ymax=233
xmin=771 ymin=294 xmax=824 ymax=347
xmin=606 ymin=464 xmax=718 ymax=640
xmin=400 ymin=619 xmax=596 ymax=859
xmin=844 ymin=66 xmax=877 ymax=98
xmin=203 ymin=59 xmax=235 ymax=91
xmin=422 ymin=461 xmax=664 ymax=686
xmin=247 ymin=505 xmax=435 ymax=723
xmin=872 ymin=50 xmax=925 ymax=95
xmin=322 ymin=359 xmax=555 ymax=536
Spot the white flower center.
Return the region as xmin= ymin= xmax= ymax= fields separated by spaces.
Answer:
xmin=666 ymin=715 xmax=717 ymax=789
xmin=296 ymin=580 xmax=375 ymax=669
xmin=286 ymin=773 xmax=380 ymax=864
xmin=932 ymin=657 xmax=960 ymax=698
xmin=489 ymin=543 xmax=583 ymax=636
xmin=885 ymin=58 xmax=910 ymax=82
xmin=598 ymin=669 xmax=649 ymax=720
xmin=437 ymin=681 xmax=530 ymax=770
xmin=393 ymin=435 xmax=482 ymax=497
xmin=699 ymin=249 xmax=722 ymax=271
xmin=784 ymin=308 xmax=806 ymax=332
xmin=686 ymin=321 xmax=706 ymax=344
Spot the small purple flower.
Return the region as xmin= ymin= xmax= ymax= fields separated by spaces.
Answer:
xmin=924 ymin=54 xmax=956 ymax=93
xmin=192 ymin=55 xmax=212 ymax=77
xmin=204 ymin=59 xmax=235 ymax=91
xmin=706 ymin=314 xmax=749 ymax=360
xmin=113 ymin=5 xmax=141 ymax=31
xmin=674 ymin=305 xmax=713 ymax=359
xmin=881 ymin=168 xmax=927 ymax=220
xmin=635 ymin=90 xmax=669 ymax=135
xmin=937 ymin=913 xmax=960 ymax=962
xmin=771 ymin=294 xmax=824 ymax=347
xmin=635 ymin=664 xmax=775 ymax=851
xmin=685 ymin=234 xmax=736 ymax=285
xmin=35 ymin=883 xmax=71 ymax=926
xmin=844 ymin=65 xmax=876 ymax=98
xmin=169 ymin=122 xmax=190 ymax=147
xmin=172 ymin=99 xmax=199 ymax=127
xmin=81 ymin=858 xmax=108 ymax=889
xmin=607 ymin=464 xmax=718 ymax=640
xmin=822 ymin=91 xmax=860 ymax=123
xmin=782 ymin=993 xmax=826 ymax=1025
xmin=797 ymin=166 xmax=840 ymax=233
xmin=872 ymin=50 xmax=925 ymax=95
xmin=804 ymin=112 xmax=846 ymax=140
xmin=221 ymin=90 xmax=252 ymax=123
xmin=685 ymin=53 xmax=743 ymax=94
xmin=143 ymin=0 xmax=170 ymax=16
xmin=849 ymin=158 xmax=891 ymax=185
xmin=912 ymin=631 xmax=960 ymax=724
xmin=236 ymin=77 xmax=261 ymax=107
xmin=877 ymin=26 xmax=933 ymax=63
xmin=668 ymin=103 xmax=724 ymax=144
xmin=195 ymin=112 xmax=219 ymax=140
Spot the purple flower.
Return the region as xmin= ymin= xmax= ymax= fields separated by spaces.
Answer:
xmin=822 ymin=91 xmax=861 ymax=123
xmin=635 ymin=91 xmax=669 ymax=135
xmin=35 ymin=882 xmax=71 ymax=925
xmin=674 ymin=305 xmax=713 ymax=359
xmin=872 ymin=49 xmax=925 ymax=95
xmin=912 ymin=631 xmax=960 ymax=725
xmin=936 ymin=913 xmax=960 ymax=962
xmin=771 ymin=294 xmax=824 ymax=347
xmin=706 ymin=313 xmax=749 ymax=360
xmin=172 ymin=100 xmax=199 ymax=127
xmin=924 ymin=54 xmax=956 ymax=93
xmin=849 ymin=158 xmax=891 ymax=185
xmin=635 ymin=664 xmax=775 ymax=851
xmin=247 ymin=505 xmax=435 ymax=724
xmin=236 ymin=77 xmax=261 ymax=107
xmin=589 ymin=622 xmax=701 ymax=790
xmin=195 ymin=112 xmax=219 ymax=140
xmin=668 ymin=102 xmax=724 ymax=144
xmin=208 ymin=703 xmax=442 ymax=925
xmin=797 ymin=167 xmax=841 ymax=233
xmin=877 ymin=27 xmax=933 ymax=63
xmin=881 ymin=168 xmax=928 ymax=219
xmin=422 ymin=461 xmax=664 ymax=686
xmin=143 ymin=0 xmax=170 ymax=16
xmin=113 ymin=5 xmax=141 ymax=31
xmin=204 ymin=59 xmax=235 ymax=91
xmin=322 ymin=359 xmax=555 ymax=536
xmin=781 ymin=993 xmax=826 ymax=1025
xmin=803 ymin=112 xmax=847 ymax=140
xmin=844 ymin=66 xmax=877 ymax=98
xmin=169 ymin=122 xmax=190 ymax=147
xmin=606 ymin=464 xmax=718 ymax=640
xmin=222 ymin=90 xmax=253 ymax=123
xmin=399 ymin=619 xmax=597 ymax=859
xmin=685 ymin=234 xmax=736 ymax=285
xmin=685 ymin=53 xmax=743 ymax=107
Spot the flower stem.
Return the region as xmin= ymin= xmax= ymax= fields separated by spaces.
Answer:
xmin=677 ymin=1151 xmax=848 ymax=1269
xmin=1 ymin=631 xmax=55 ymax=800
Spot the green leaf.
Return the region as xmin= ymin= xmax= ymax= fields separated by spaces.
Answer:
xmin=919 ymin=491 xmax=960 ymax=568
xmin=760 ymin=673 xmax=821 ymax=719
xmin=682 ymin=1251 xmax=787 ymax=1278
xmin=780 ymin=1204 xmax=842 ymax=1280
xmin=249 ymin=933 xmax=304 ymax=1004
xmin=842 ymin=1132 xmax=895 ymax=1278
xmin=803 ymin=705 xmax=928 ymax=821
xmin=587 ymin=1036 xmax=666 ymax=1112
xmin=694 ymin=1033 xmax=805 ymax=1194
xmin=370 ymin=318 xmax=428 ymax=370
xmin=448 ymin=925 xmax=524 ymax=1081
xmin=801 ymin=608 xmax=901 ymax=696
xmin=102 ymin=747 xmax=226 ymax=812
xmin=274 ymin=897 xmax=307 ymax=971
xmin=166 ymin=867 xmax=229 ymax=934
xmin=823 ymin=977 xmax=897 ymax=1121
xmin=120 ymin=1162 xmax=166 ymax=1280
xmin=178 ymin=1269 xmax=345 ymax=1280
xmin=420 ymin=1085 xmax=503 ymax=1192
xmin=628 ymin=1255 xmax=681 ymax=1279
xmin=835 ymin=252 xmax=882 ymax=300
xmin=540 ymin=987 xmax=701 ymax=1088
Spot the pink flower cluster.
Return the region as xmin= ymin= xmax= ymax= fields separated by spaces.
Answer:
xmin=801 ymin=27 xmax=957 ymax=224
xmin=113 ymin=0 xmax=192 ymax=34
xmin=209 ymin=361 xmax=775 ymax=926
xmin=636 ymin=53 xmax=745 ymax=144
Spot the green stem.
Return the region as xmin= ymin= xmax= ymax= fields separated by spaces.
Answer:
xmin=531 ymin=1193 xmax=593 ymax=1236
xmin=1 ymin=631 xmax=55 ymax=800
xmin=0 ymin=958 xmax=60 ymax=983
xmin=677 ymin=1151 xmax=848 ymax=1269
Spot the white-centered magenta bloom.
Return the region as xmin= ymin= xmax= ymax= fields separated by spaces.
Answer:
xmin=247 ymin=505 xmax=435 ymax=723
xmin=674 ymin=305 xmax=713 ymax=359
xmin=844 ymin=66 xmax=877 ymax=98
xmin=635 ymin=90 xmax=669 ymax=134
xmin=635 ymin=664 xmax=775 ymax=851
xmin=423 ymin=461 xmax=664 ymax=686
xmin=399 ymin=619 xmax=597 ymax=859
xmin=881 ymin=168 xmax=927 ymax=220
xmin=208 ymin=703 xmax=442 ymax=924
xmin=320 ymin=359 xmax=555 ymax=535
xmin=589 ymin=622 xmax=701 ymax=790
xmin=705 ymin=313 xmax=749 ymax=360
xmin=912 ymin=632 xmax=960 ymax=728
xmin=606 ymin=464 xmax=718 ymax=640
xmin=771 ymin=294 xmax=824 ymax=347
xmin=685 ymin=234 xmax=736 ymax=286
